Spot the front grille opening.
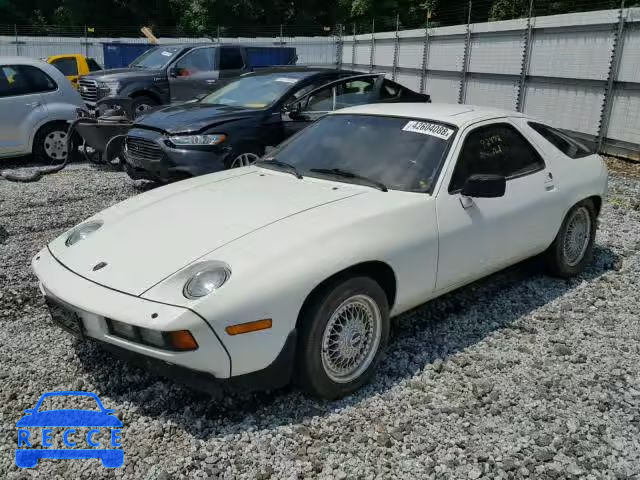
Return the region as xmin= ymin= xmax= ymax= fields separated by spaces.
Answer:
xmin=125 ymin=136 xmax=163 ymax=162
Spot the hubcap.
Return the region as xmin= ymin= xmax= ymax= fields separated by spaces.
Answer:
xmin=230 ymin=153 xmax=260 ymax=168
xmin=135 ymin=103 xmax=152 ymax=114
xmin=321 ymin=294 xmax=382 ymax=383
xmin=43 ymin=131 xmax=68 ymax=160
xmin=563 ymin=206 xmax=591 ymax=267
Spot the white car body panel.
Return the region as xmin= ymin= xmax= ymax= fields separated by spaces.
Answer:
xmin=33 ymin=103 xmax=608 ymax=381
xmin=0 ymin=57 xmax=83 ymax=158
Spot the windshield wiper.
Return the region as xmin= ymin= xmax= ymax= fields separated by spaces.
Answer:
xmin=310 ymin=168 xmax=388 ymax=192
xmin=256 ymin=158 xmax=303 ymax=179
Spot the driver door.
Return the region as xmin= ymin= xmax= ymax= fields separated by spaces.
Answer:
xmin=281 ymin=74 xmax=383 ymax=138
xmin=168 ymin=46 xmax=217 ymax=102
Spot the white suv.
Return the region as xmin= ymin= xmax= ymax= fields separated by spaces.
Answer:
xmin=0 ymin=57 xmax=84 ymax=162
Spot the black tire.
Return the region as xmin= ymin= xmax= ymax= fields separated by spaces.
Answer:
xmin=33 ymin=122 xmax=74 ymax=164
xmin=545 ymin=199 xmax=597 ymax=278
xmin=296 ymin=276 xmax=390 ymax=399
xmin=131 ymin=96 xmax=158 ymax=118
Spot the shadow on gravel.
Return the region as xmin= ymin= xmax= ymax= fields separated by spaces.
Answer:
xmin=74 ymin=245 xmax=620 ymax=439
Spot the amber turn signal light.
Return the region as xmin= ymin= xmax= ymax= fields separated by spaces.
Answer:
xmin=226 ymin=319 xmax=272 ymax=336
xmin=168 ymin=330 xmax=199 ymax=350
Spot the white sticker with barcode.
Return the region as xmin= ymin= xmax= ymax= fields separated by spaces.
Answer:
xmin=402 ymin=121 xmax=454 ymax=140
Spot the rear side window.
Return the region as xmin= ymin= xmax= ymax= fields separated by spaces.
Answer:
xmin=87 ymin=58 xmax=102 ymax=72
xmin=50 ymin=58 xmax=78 ymax=76
xmin=450 ymin=123 xmax=545 ymax=192
xmin=528 ymin=122 xmax=592 ymax=158
xmin=219 ymin=47 xmax=244 ymax=70
xmin=0 ymin=64 xmax=57 ymax=98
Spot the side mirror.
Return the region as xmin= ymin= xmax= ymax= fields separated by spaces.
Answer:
xmin=168 ymin=67 xmax=179 ymax=78
xmin=462 ymin=174 xmax=506 ymax=198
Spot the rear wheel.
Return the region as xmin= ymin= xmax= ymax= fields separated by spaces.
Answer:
xmin=296 ymin=276 xmax=389 ymax=399
xmin=545 ymin=199 xmax=597 ymax=277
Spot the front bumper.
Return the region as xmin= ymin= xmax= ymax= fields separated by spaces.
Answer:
xmin=32 ymin=247 xmax=231 ymax=379
xmin=124 ymin=128 xmax=229 ymax=182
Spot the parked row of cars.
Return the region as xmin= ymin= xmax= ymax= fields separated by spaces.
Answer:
xmin=3 ymin=47 xmax=607 ymax=399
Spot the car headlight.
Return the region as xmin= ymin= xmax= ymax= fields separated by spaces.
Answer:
xmin=183 ymin=264 xmax=231 ymax=299
xmin=65 ymin=220 xmax=103 ymax=247
xmin=169 ymin=134 xmax=227 ymax=146
xmin=97 ymin=81 xmax=120 ymax=95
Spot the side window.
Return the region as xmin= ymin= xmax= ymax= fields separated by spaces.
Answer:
xmin=219 ymin=47 xmax=244 ymax=70
xmin=51 ymin=58 xmax=78 ymax=76
xmin=0 ymin=65 xmax=56 ymax=98
xmin=284 ymin=77 xmax=335 ymax=107
xmin=528 ymin=122 xmax=591 ymax=158
xmin=450 ymin=123 xmax=545 ymax=192
xmin=306 ymin=77 xmax=376 ymax=112
xmin=87 ymin=58 xmax=102 ymax=72
xmin=380 ymin=80 xmax=401 ymax=99
xmin=174 ymin=48 xmax=215 ymax=76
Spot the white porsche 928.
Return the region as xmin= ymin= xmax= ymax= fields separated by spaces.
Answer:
xmin=33 ymin=104 xmax=607 ymax=399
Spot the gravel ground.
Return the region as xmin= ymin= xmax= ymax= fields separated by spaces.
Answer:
xmin=1 ymin=162 xmax=640 ymax=480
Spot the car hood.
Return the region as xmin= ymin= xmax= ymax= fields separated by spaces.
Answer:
xmin=16 ymin=410 xmax=123 ymax=428
xmin=49 ymin=169 xmax=363 ymax=297
xmin=84 ymin=68 xmax=161 ymax=81
xmin=134 ymin=103 xmax=258 ymax=134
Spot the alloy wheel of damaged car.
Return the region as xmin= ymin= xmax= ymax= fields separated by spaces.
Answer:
xmin=545 ymin=199 xmax=596 ymax=278
xmin=230 ymin=152 xmax=260 ymax=168
xmin=297 ymin=276 xmax=390 ymax=399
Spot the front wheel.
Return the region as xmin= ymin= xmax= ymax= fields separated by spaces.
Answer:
xmin=131 ymin=96 xmax=158 ymax=118
xmin=33 ymin=122 xmax=72 ymax=164
xmin=545 ymin=199 xmax=597 ymax=277
xmin=296 ymin=277 xmax=390 ymax=399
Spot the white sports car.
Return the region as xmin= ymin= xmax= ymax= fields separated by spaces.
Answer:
xmin=32 ymin=104 xmax=607 ymax=399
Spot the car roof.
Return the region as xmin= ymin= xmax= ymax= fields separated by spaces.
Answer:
xmin=246 ymin=66 xmax=359 ymax=78
xmin=0 ymin=56 xmax=50 ymax=66
xmin=332 ymin=103 xmax=527 ymax=128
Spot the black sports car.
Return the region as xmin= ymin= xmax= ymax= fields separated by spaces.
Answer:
xmin=123 ymin=67 xmax=431 ymax=182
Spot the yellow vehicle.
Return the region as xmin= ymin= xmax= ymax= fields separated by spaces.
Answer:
xmin=47 ymin=54 xmax=103 ymax=89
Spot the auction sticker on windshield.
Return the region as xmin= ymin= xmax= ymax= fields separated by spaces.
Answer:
xmin=402 ymin=121 xmax=454 ymax=140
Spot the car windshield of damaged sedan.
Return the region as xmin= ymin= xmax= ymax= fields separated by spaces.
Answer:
xmin=199 ymin=72 xmax=308 ymax=109
xmin=259 ymin=114 xmax=456 ymax=192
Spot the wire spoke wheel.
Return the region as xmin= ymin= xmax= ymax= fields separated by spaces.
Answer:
xmin=230 ymin=152 xmax=260 ymax=168
xmin=43 ymin=130 xmax=68 ymax=162
xmin=563 ymin=206 xmax=592 ymax=267
xmin=321 ymin=294 xmax=382 ymax=384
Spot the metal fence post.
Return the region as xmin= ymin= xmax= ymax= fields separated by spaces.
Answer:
xmin=392 ymin=15 xmax=400 ymax=81
xmin=458 ymin=1 xmax=472 ymax=104
xmin=279 ymin=24 xmax=284 ymax=45
xmin=597 ymin=0 xmax=627 ymax=152
xmin=352 ymin=23 xmax=357 ymax=66
xmin=335 ymin=24 xmax=344 ymax=68
xmin=516 ymin=0 xmax=535 ymax=112
xmin=216 ymin=25 xmax=221 ymax=43
xmin=84 ymin=25 xmax=89 ymax=58
xmin=369 ymin=19 xmax=376 ymax=73
xmin=14 ymin=24 xmax=19 ymax=56
xmin=419 ymin=12 xmax=431 ymax=94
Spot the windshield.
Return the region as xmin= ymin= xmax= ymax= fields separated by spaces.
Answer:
xmin=261 ymin=114 xmax=456 ymax=192
xmin=130 ymin=46 xmax=183 ymax=69
xmin=200 ymin=73 xmax=305 ymax=109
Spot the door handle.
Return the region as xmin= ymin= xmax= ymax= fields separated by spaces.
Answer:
xmin=205 ymin=80 xmax=217 ymax=84
xmin=26 ymin=101 xmax=41 ymax=107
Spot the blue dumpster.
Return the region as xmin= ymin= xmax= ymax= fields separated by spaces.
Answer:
xmin=102 ymin=43 xmax=154 ymax=69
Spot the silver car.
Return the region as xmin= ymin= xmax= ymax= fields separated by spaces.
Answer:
xmin=0 ymin=57 xmax=84 ymax=162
